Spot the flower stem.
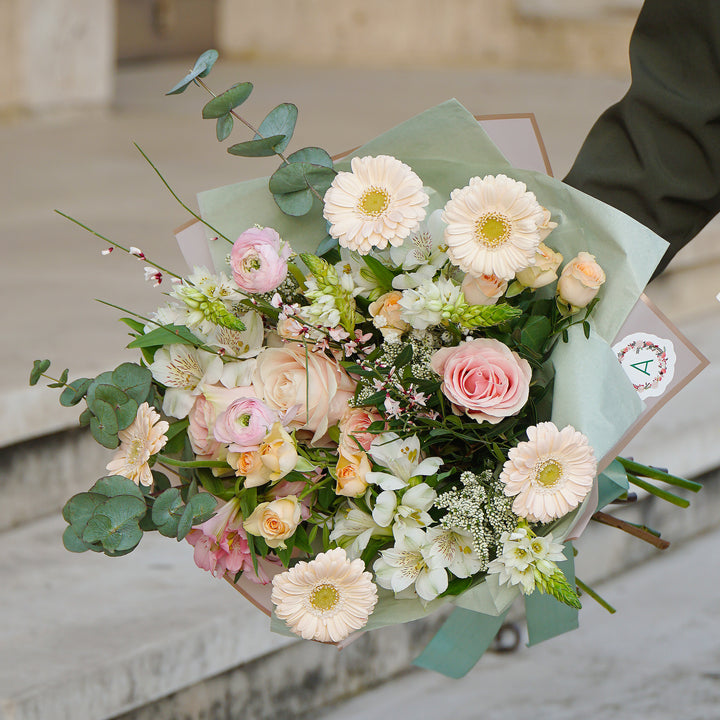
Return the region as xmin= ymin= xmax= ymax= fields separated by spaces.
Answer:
xmin=55 ymin=210 xmax=183 ymax=280
xmin=575 ymin=577 xmax=616 ymax=614
xmin=298 ymin=474 xmax=333 ymax=501
xmin=133 ymin=143 xmax=234 ymax=244
xmin=156 ymin=454 xmax=230 ymax=469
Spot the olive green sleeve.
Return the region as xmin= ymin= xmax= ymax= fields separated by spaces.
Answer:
xmin=564 ymin=0 xmax=720 ymax=275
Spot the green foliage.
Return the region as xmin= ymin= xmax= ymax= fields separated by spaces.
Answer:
xmin=127 ymin=324 xmax=204 ymax=350
xmin=256 ymin=103 xmax=298 ymax=154
xmin=269 ymin=161 xmax=336 ymax=196
xmin=362 ymin=255 xmax=397 ymax=293
xmin=228 ymin=135 xmax=287 ymax=157
xmin=202 ymin=82 xmax=253 ymax=118
xmin=273 ymin=188 xmax=315 ymax=216
xmin=62 ymin=476 xmax=147 ymax=556
xmin=29 ymin=359 xmax=50 ymax=386
xmin=316 ymin=234 xmax=339 ymax=257
xmin=166 ymin=49 xmax=219 ymax=95
xmin=60 ymin=377 xmax=92 ymax=406
xmin=152 ymin=488 xmax=185 ymax=537
xmin=216 ymin=114 xmax=234 ymax=141
xmin=286 ymin=147 xmax=333 ymax=168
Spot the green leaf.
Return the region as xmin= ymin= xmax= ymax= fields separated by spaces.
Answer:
xmin=166 ymin=49 xmax=219 ymax=95
xmin=583 ymin=320 xmax=591 ymax=339
xmin=78 ymin=408 xmax=92 ymax=427
xmin=152 ymin=470 xmax=172 ymax=493
xmin=29 ymin=359 xmax=51 ymax=386
xmin=362 ymin=255 xmax=396 ymax=292
xmin=273 ymin=188 xmax=314 ymax=216
xmin=316 ymin=234 xmax=338 ymax=256
xmin=227 ymin=134 xmax=287 ymax=157
xmin=520 ymin=316 xmax=553 ymax=354
xmin=92 ymin=384 xmax=138 ymax=431
xmin=63 ymin=492 xmax=106 ymax=530
xmin=127 ymin=324 xmax=204 ymax=349
xmin=89 ymin=413 xmax=119 ymax=449
xmin=60 ymin=377 xmax=92 ymax=407
xmin=82 ymin=495 xmax=146 ymax=552
xmin=112 ymin=363 xmax=153 ymax=404
xmin=196 ymin=467 xmax=235 ymax=500
xmin=120 ymin=317 xmax=145 ymax=334
xmin=202 ymin=81 xmax=253 ymax=118
xmin=152 ymin=488 xmax=185 ymax=537
xmin=63 ymin=525 xmax=92 ymax=553
xmin=256 ymin=103 xmax=298 ymax=154
xmin=91 ymin=475 xmax=145 ymax=501
xmin=393 ymin=344 xmax=413 ymax=369
xmin=268 ymin=161 xmax=336 ymax=195
xmin=177 ymin=493 xmax=217 ymax=540
xmin=216 ymin=113 xmax=233 ymax=141
xmin=286 ymin=147 xmax=333 ymax=168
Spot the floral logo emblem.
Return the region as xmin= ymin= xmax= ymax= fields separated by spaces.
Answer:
xmin=613 ymin=332 xmax=676 ymax=399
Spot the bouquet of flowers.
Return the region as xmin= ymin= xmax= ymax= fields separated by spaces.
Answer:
xmin=32 ymin=50 xmax=703 ymax=677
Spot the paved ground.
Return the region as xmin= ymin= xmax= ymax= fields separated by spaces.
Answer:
xmin=317 ymin=525 xmax=720 ymax=720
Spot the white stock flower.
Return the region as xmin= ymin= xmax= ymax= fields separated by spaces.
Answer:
xmin=373 ymin=528 xmax=449 ymax=602
xmin=367 ymin=433 xmax=442 ymax=491
xmin=323 ymin=155 xmax=429 ymax=254
xmin=443 ymin=174 xmax=556 ymax=281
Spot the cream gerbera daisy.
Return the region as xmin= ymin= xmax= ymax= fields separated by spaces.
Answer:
xmin=271 ymin=547 xmax=378 ymax=643
xmin=499 ymin=422 xmax=596 ymax=523
xmin=442 ymin=174 xmax=557 ymax=281
xmin=106 ymin=402 xmax=169 ymax=486
xmin=323 ymin=155 xmax=429 ymax=254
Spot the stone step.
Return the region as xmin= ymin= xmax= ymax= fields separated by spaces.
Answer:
xmin=2 ymin=462 xmax=717 ymax=720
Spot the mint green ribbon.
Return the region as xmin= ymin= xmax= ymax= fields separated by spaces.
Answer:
xmin=597 ymin=458 xmax=630 ymax=510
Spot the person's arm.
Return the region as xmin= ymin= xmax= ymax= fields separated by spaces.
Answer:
xmin=564 ymin=0 xmax=720 ymax=275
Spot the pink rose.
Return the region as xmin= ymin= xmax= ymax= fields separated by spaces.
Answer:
xmin=213 ymin=397 xmax=278 ymax=451
xmin=430 ymin=338 xmax=532 ymax=424
xmin=230 ymin=226 xmax=291 ymax=294
xmin=338 ymin=406 xmax=384 ymax=456
xmin=253 ymin=344 xmax=356 ymax=445
xmin=187 ymin=395 xmax=223 ymax=458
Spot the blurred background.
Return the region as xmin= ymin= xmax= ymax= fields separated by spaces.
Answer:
xmin=3 ymin=2 xmax=720 ymax=719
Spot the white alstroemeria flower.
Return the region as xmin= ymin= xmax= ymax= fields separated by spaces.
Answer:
xmin=389 ymin=209 xmax=446 ymax=270
xmin=218 ymin=358 xmax=257 ymax=389
xmin=372 ymin=483 xmax=436 ymax=538
xmin=150 ymin=344 xmax=223 ymax=419
xmin=367 ymin=433 xmax=442 ymax=491
xmin=143 ymin=303 xmax=187 ymax=333
xmin=202 ymin=310 xmax=265 ymax=359
xmin=426 ymin=527 xmax=483 ymax=579
xmin=330 ymin=501 xmax=392 ymax=559
xmin=373 ymin=528 xmax=449 ymax=602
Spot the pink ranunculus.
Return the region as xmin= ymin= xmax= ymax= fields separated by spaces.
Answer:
xmin=230 ymin=226 xmax=291 ymax=294
xmin=187 ymin=394 xmax=223 ymax=458
xmin=186 ymin=498 xmax=270 ymax=584
xmin=430 ymin=338 xmax=532 ymax=424
xmin=253 ymin=344 xmax=356 ymax=445
xmin=338 ymin=406 xmax=384 ymax=456
xmin=213 ymin=397 xmax=278 ymax=452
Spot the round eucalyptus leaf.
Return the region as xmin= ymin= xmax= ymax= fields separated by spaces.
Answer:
xmin=89 ymin=415 xmax=119 ymax=449
xmin=152 ymin=488 xmax=184 ymax=537
xmin=112 ymin=363 xmax=152 ymax=404
xmin=273 ymin=189 xmax=314 ymax=217
xmin=62 ymin=525 xmax=92 ymax=553
xmin=91 ymin=475 xmax=145 ymax=501
xmin=228 ymin=135 xmax=286 ymax=157
xmin=29 ymin=359 xmax=51 ymax=386
xmin=60 ymin=377 xmax=92 ymax=407
xmin=256 ymin=103 xmax=298 ymax=154
xmin=269 ymin=162 xmax=335 ymax=195
xmin=216 ymin=114 xmax=233 ymax=141
xmin=202 ymin=81 xmax=253 ymax=119
xmin=62 ymin=491 xmax=106 ymax=529
xmin=286 ymin=147 xmax=333 ymax=169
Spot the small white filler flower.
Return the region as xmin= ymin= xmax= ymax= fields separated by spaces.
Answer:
xmin=499 ymin=422 xmax=596 ymax=523
xmin=271 ymin=547 xmax=378 ymax=643
xmin=442 ymin=174 xmax=556 ymax=281
xmin=323 ymin=155 xmax=429 ymax=254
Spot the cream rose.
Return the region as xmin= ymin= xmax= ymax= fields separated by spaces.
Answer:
xmin=245 ymin=423 xmax=298 ymax=488
xmin=368 ymin=291 xmax=410 ymax=341
xmin=243 ymin=496 xmax=302 ymax=548
xmin=461 ymin=273 xmax=508 ymax=306
xmin=515 ymin=243 xmax=563 ymax=289
xmin=557 ymin=252 xmax=606 ymax=310
xmin=253 ymin=343 xmax=356 ymax=445
xmin=334 ymin=451 xmax=372 ymax=497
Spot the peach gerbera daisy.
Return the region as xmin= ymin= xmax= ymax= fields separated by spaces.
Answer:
xmin=442 ymin=174 xmax=557 ymax=281
xmin=323 ymin=155 xmax=429 ymax=254
xmin=499 ymin=422 xmax=596 ymax=523
xmin=106 ymin=402 xmax=169 ymax=487
xmin=271 ymin=547 xmax=378 ymax=642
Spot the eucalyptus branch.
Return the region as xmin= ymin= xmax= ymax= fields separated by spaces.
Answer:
xmin=156 ymin=454 xmax=231 ymax=469
xmin=193 ymin=77 xmax=324 ymax=203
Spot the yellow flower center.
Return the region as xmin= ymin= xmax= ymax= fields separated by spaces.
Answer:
xmin=309 ymin=583 xmax=340 ymax=612
xmin=475 ymin=212 xmax=512 ymax=248
xmin=535 ymin=459 xmax=563 ymax=488
xmin=358 ymin=187 xmax=390 ymax=217
xmin=126 ymin=437 xmax=145 ymax=466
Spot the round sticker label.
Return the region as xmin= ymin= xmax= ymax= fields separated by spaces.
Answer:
xmin=613 ymin=332 xmax=676 ymax=399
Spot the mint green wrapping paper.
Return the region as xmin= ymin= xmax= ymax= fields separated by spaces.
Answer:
xmin=197 ymin=100 xmax=669 ymax=669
